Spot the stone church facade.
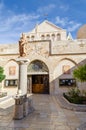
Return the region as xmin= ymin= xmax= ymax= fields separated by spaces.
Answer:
xmin=0 ymin=20 xmax=86 ymax=94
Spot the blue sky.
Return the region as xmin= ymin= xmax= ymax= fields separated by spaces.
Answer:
xmin=0 ymin=0 xmax=86 ymax=43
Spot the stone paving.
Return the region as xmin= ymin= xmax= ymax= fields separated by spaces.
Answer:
xmin=0 ymin=94 xmax=86 ymax=130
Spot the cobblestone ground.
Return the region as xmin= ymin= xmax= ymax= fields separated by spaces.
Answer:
xmin=0 ymin=94 xmax=86 ymax=130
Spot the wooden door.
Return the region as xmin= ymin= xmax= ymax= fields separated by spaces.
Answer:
xmin=32 ymin=75 xmax=49 ymax=94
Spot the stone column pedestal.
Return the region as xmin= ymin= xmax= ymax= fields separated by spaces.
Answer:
xmin=13 ymin=95 xmax=24 ymax=120
xmin=23 ymin=95 xmax=29 ymax=117
xmin=14 ymin=95 xmax=34 ymax=120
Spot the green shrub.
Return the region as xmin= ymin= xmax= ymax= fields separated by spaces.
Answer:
xmin=68 ymin=88 xmax=80 ymax=97
xmin=73 ymin=64 xmax=86 ymax=82
xmin=0 ymin=66 xmax=6 ymax=82
xmin=63 ymin=88 xmax=86 ymax=104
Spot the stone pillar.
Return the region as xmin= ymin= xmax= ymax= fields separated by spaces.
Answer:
xmin=13 ymin=58 xmax=30 ymax=120
xmin=13 ymin=57 xmax=34 ymax=120
xmin=19 ymin=61 xmax=27 ymax=95
xmin=17 ymin=58 xmax=30 ymax=96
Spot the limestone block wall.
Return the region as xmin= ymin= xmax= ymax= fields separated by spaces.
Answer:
xmin=47 ymin=54 xmax=86 ymax=94
xmin=0 ymin=55 xmax=19 ymax=66
xmin=0 ymin=43 xmax=19 ymax=55
xmin=51 ymin=40 xmax=86 ymax=54
xmin=26 ymin=51 xmax=86 ymax=94
xmin=22 ymin=39 xmax=86 ymax=94
xmin=0 ymin=39 xmax=86 ymax=94
xmin=0 ymin=43 xmax=19 ymax=87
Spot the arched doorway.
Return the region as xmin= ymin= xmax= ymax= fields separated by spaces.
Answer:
xmin=27 ymin=60 xmax=49 ymax=94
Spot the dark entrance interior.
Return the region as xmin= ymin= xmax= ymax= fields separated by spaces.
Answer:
xmin=32 ymin=75 xmax=49 ymax=94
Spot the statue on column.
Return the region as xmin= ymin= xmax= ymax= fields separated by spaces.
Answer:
xmin=19 ymin=33 xmax=27 ymax=57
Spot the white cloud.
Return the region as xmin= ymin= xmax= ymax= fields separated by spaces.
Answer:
xmin=0 ymin=3 xmax=56 ymax=43
xmin=55 ymin=16 xmax=68 ymax=26
xmin=0 ymin=1 xmax=81 ymax=43
xmin=55 ymin=16 xmax=81 ymax=32
xmin=37 ymin=4 xmax=56 ymax=14
xmin=0 ymin=12 xmax=40 ymax=43
xmin=0 ymin=1 xmax=40 ymax=43
xmin=67 ymin=23 xmax=81 ymax=32
xmin=0 ymin=13 xmax=40 ymax=32
xmin=0 ymin=0 xmax=41 ymax=43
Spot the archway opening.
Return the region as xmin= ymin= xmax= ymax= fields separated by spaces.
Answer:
xmin=27 ymin=60 xmax=49 ymax=94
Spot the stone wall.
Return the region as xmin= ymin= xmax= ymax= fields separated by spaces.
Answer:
xmin=0 ymin=39 xmax=86 ymax=94
xmin=51 ymin=40 xmax=86 ymax=55
xmin=0 ymin=43 xmax=19 ymax=55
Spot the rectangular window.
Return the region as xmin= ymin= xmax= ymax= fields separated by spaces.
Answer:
xmin=5 ymin=79 xmax=17 ymax=87
xmin=9 ymin=66 xmax=16 ymax=76
xmin=59 ymin=79 xmax=76 ymax=87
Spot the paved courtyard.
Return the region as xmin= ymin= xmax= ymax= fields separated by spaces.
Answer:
xmin=0 ymin=94 xmax=86 ymax=130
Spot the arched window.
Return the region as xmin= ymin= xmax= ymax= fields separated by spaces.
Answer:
xmin=46 ymin=34 xmax=50 ymax=40
xmin=27 ymin=36 xmax=30 ymax=41
xmin=28 ymin=60 xmax=49 ymax=73
xmin=31 ymin=35 xmax=35 ymax=41
xmin=51 ymin=34 xmax=55 ymax=41
xmin=57 ymin=33 xmax=61 ymax=41
xmin=41 ymin=35 xmax=45 ymax=40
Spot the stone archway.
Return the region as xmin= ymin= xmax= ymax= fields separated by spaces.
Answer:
xmin=27 ymin=60 xmax=49 ymax=94
xmin=54 ymin=58 xmax=77 ymax=94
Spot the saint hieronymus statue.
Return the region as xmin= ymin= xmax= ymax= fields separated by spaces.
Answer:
xmin=19 ymin=33 xmax=27 ymax=57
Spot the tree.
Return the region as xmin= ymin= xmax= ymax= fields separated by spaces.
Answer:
xmin=0 ymin=67 xmax=6 ymax=90
xmin=73 ymin=64 xmax=86 ymax=82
